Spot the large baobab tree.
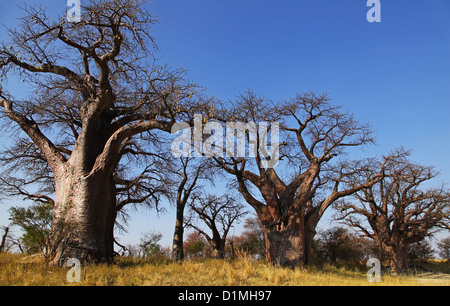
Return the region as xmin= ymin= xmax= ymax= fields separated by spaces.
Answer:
xmin=335 ymin=152 xmax=450 ymax=272
xmin=214 ymin=91 xmax=391 ymax=267
xmin=0 ymin=0 xmax=208 ymax=265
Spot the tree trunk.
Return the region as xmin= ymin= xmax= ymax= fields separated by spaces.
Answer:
xmin=48 ymin=166 xmax=116 ymax=266
xmin=0 ymin=227 xmax=9 ymax=253
xmin=264 ymin=217 xmax=305 ymax=268
xmin=389 ymin=243 xmax=409 ymax=273
xmin=304 ymin=209 xmax=320 ymax=265
xmin=304 ymin=225 xmax=316 ymax=265
xmin=172 ymin=206 xmax=185 ymax=261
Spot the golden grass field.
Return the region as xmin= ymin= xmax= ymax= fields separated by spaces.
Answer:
xmin=0 ymin=253 xmax=448 ymax=286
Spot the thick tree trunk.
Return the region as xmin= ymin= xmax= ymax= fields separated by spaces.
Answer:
xmin=264 ymin=217 xmax=305 ymax=268
xmin=172 ymin=207 xmax=185 ymax=261
xmin=389 ymin=244 xmax=409 ymax=273
xmin=48 ymin=167 xmax=116 ymax=266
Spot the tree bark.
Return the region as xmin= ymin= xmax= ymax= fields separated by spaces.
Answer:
xmin=48 ymin=166 xmax=116 ymax=266
xmin=0 ymin=227 xmax=9 ymax=253
xmin=304 ymin=212 xmax=319 ymax=265
xmin=387 ymin=243 xmax=409 ymax=273
xmin=263 ymin=217 xmax=305 ymax=267
xmin=172 ymin=206 xmax=185 ymax=261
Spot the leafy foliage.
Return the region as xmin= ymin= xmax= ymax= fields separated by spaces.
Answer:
xmin=8 ymin=201 xmax=53 ymax=254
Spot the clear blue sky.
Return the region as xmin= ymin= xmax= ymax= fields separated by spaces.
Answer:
xmin=0 ymin=1 xmax=449 ymax=248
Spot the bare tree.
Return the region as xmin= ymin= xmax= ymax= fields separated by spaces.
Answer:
xmin=0 ymin=0 xmax=210 ymax=265
xmin=114 ymin=144 xmax=174 ymax=227
xmin=437 ymin=237 xmax=450 ymax=260
xmin=168 ymin=157 xmax=212 ymax=261
xmin=186 ymin=193 xmax=247 ymax=259
xmin=214 ymin=91 xmax=386 ymax=267
xmin=335 ymin=151 xmax=450 ymax=272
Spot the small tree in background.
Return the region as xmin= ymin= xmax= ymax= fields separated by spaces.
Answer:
xmin=437 ymin=237 xmax=450 ymax=261
xmin=138 ymin=231 xmax=163 ymax=258
xmin=186 ymin=193 xmax=247 ymax=259
xmin=168 ymin=157 xmax=213 ymax=262
xmin=407 ymin=240 xmax=435 ymax=263
xmin=183 ymin=231 xmax=206 ymax=259
xmin=8 ymin=200 xmax=53 ymax=255
xmin=230 ymin=216 xmax=265 ymax=259
xmin=313 ymin=227 xmax=375 ymax=265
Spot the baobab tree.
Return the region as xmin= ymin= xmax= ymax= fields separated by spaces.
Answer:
xmin=0 ymin=0 xmax=210 ymax=265
xmin=186 ymin=193 xmax=247 ymax=259
xmin=335 ymin=152 xmax=450 ymax=272
xmin=214 ymin=91 xmax=394 ymax=267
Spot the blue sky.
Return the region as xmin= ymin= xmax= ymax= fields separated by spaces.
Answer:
xmin=149 ymin=0 xmax=450 ymax=170
xmin=0 ymin=0 xmax=449 ymax=248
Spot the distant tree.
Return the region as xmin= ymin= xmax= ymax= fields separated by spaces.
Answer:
xmin=407 ymin=240 xmax=434 ymax=262
xmin=231 ymin=216 xmax=265 ymax=258
xmin=168 ymin=157 xmax=212 ymax=261
xmin=183 ymin=231 xmax=206 ymax=259
xmin=8 ymin=200 xmax=53 ymax=254
xmin=186 ymin=193 xmax=247 ymax=259
xmin=335 ymin=152 xmax=450 ymax=272
xmin=437 ymin=237 xmax=450 ymax=260
xmin=314 ymin=227 xmax=373 ymax=264
xmin=139 ymin=231 xmax=163 ymax=257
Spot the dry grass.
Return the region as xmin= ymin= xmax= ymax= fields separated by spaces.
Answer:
xmin=0 ymin=253 xmax=448 ymax=286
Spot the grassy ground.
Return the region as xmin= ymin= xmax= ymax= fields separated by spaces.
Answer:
xmin=0 ymin=253 xmax=449 ymax=286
